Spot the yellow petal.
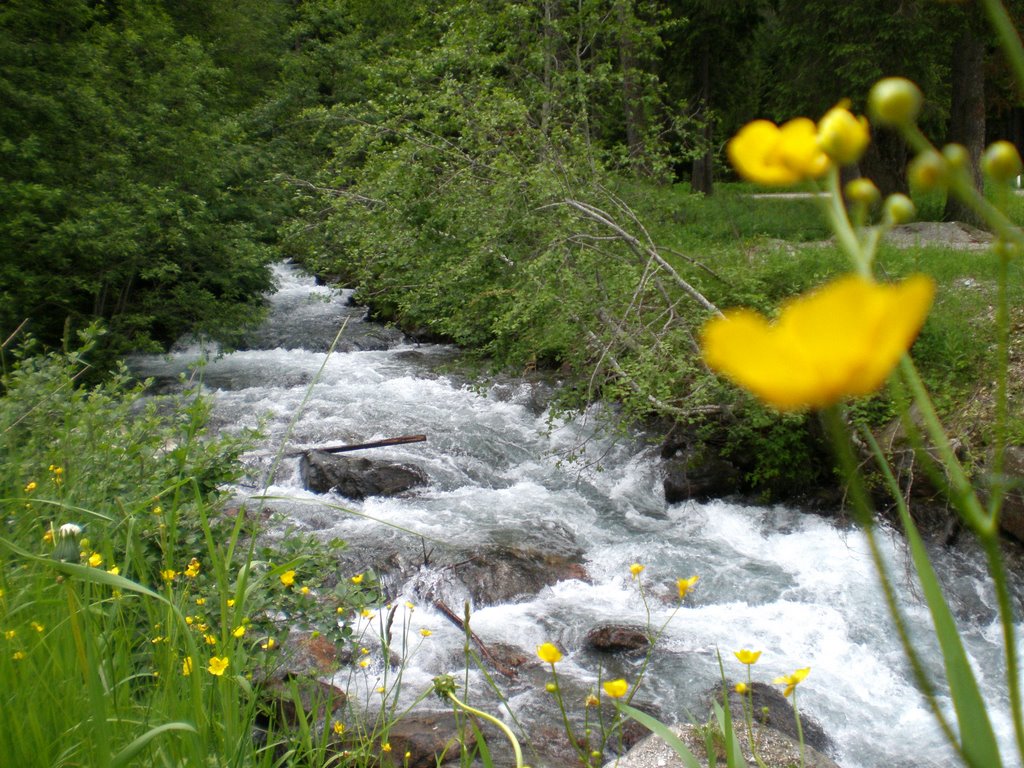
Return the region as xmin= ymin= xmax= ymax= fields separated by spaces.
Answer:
xmin=728 ymin=121 xmax=802 ymax=185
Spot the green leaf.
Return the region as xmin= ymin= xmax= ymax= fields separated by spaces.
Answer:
xmin=111 ymin=722 xmax=197 ymax=768
xmin=615 ymin=702 xmax=703 ymax=768
xmin=713 ymin=700 xmax=748 ymax=768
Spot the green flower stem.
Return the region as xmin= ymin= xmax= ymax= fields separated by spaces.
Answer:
xmin=992 ymin=246 xmax=1011 ymax=522
xmin=444 ymin=691 xmax=524 ymax=768
xmin=790 ymin=688 xmax=806 ymax=768
xmin=897 ymin=357 xmax=991 ymax=535
xmin=822 ymin=167 xmax=871 ymax=277
xmin=979 ymin=0 xmax=1024 ymax=100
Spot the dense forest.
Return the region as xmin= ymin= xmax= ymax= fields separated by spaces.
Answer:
xmin=2 ymin=0 xmax=1020 ymax=464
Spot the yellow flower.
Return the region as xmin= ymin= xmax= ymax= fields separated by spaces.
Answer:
xmin=88 ymin=553 xmax=103 ymax=568
xmin=204 ymin=634 xmax=217 ymax=645
xmin=299 ymin=585 xmax=311 ymax=596
xmin=734 ymin=649 xmax=762 ymax=666
xmin=602 ymin=679 xmax=629 ymax=699
xmin=42 ymin=529 xmax=53 ymax=544
xmin=332 ymin=720 xmax=345 ymax=735
xmin=419 ymin=628 xmax=432 ymax=637
xmin=12 ymin=651 xmax=26 ymax=661
xmin=207 ymin=656 xmax=230 ymax=676
xmin=676 ymin=575 xmax=699 ymax=599
xmin=279 ymin=570 xmax=296 ymax=587
xmin=701 ymin=274 xmax=935 ymax=411
xmin=107 ymin=565 xmax=120 ymax=576
xmin=381 ymin=743 xmax=392 ymax=753
xmin=182 ymin=657 xmax=193 ymax=676
xmin=360 ymin=609 xmax=374 ymax=619
xmin=728 ymin=118 xmax=830 ymax=185
xmin=24 ymin=481 xmax=36 ymax=493
xmin=629 ymin=563 xmax=645 ymax=579
xmin=359 ymin=659 xmax=370 ymax=668
xmin=152 ymin=505 xmax=163 ymax=516
xmin=232 ymin=625 xmax=246 ymax=638
xmin=160 ymin=569 xmax=177 ymax=582
xmin=184 ymin=558 xmax=201 ymax=578
xmin=774 ymin=667 xmax=811 ymax=697
xmin=817 ymin=104 xmax=870 ymax=165
xmin=227 ymin=599 xmax=235 ymax=608
xmin=735 ymin=682 xmax=749 ymax=694
xmin=30 ymin=621 xmax=44 ymax=633
xmin=261 ymin=637 xmax=276 ymax=650
xmin=360 ymin=647 xmax=370 ymax=655
xmin=351 ymin=573 xmax=364 ymax=585
xmin=195 ymin=597 xmax=205 ymax=606
xmin=537 ymin=642 xmax=563 ymax=664
xmin=585 ymin=693 xmax=600 ymax=707
xmin=4 ymin=630 xmax=15 ymax=640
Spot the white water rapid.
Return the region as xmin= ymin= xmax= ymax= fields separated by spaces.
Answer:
xmin=130 ymin=263 xmax=1023 ymax=768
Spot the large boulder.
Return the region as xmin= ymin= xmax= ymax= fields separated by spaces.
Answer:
xmin=585 ymin=624 xmax=650 ymax=654
xmin=995 ymin=445 xmax=1024 ymax=544
xmin=300 ymin=450 xmax=428 ymax=499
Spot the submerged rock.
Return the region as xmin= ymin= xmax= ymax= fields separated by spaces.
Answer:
xmin=585 ymin=623 xmax=650 ymax=654
xmin=300 ymin=450 xmax=428 ymax=499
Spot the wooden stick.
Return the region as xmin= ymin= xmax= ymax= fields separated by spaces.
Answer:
xmin=283 ymin=434 xmax=426 ymax=458
xmin=433 ymin=599 xmax=518 ymax=679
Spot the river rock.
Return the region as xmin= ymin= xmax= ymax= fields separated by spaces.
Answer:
xmin=585 ymin=623 xmax=650 ymax=654
xmin=716 ymin=681 xmax=833 ymax=756
xmin=606 ymin=721 xmax=841 ymax=768
xmin=381 ymin=711 xmax=475 ymax=768
xmin=449 ymin=544 xmax=589 ymax=606
xmin=994 ymin=445 xmax=1024 ymax=543
xmin=300 ymin=450 xmax=428 ymax=498
xmin=662 ymin=450 xmax=742 ymax=503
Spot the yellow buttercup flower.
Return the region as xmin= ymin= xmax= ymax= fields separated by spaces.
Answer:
xmin=734 ymin=648 xmax=762 ymax=666
xmin=207 ymin=656 xmax=229 ymax=676
xmin=735 ymin=682 xmax=749 ymax=694
xmin=676 ymin=575 xmax=699 ymax=599
xmin=774 ymin=667 xmax=810 ymax=697
xmin=24 ymin=481 xmax=36 ymax=493
xmin=351 ymin=573 xmax=364 ymax=585
xmin=419 ymin=628 xmax=432 ymax=637
xmin=728 ymin=118 xmax=830 ymax=185
xmin=87 ymin=552 xmax=103 ymax=568
xmin=602 ymin=678 xmax=629 ymax=699
xmin=160 ymin=569 xmax=177 ymax=582
xmin=629 ymin=563 xmax=645 ymax=579
xmin=332 ymin=720 xmax=345 ymax=735
xmin=182 ymin=657 xmax=193 ymax=676
xmin=817 ymin=104 xmax=870 ymax=166
xmin=184 ymin=558 xmax=201 ymax=578
xmin=279 ymin=570 xmax=296 ymax=587
xmin=537 ymin=642 xmax=563 ymax=664
xmin=701 ymin=274 xmax=935 ymax=411
xmin=232 ymin=625 xmax=246 ymax=638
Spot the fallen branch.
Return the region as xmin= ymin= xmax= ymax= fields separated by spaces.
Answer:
xmin=433 ymin=599 xmax=518 ymax=679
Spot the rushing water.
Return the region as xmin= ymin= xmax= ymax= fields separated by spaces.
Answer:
xmin=130 ymin=263 xmax=1023 ymax=768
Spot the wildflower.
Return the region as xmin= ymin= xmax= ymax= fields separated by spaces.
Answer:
xmin=52 ymin=523 xmax=82 ymax=563
xmin=382 ymin=743 xmax=392 ymax=753
xmin=197 ymin=623 xmax=208 ymax=632
xmin=774 ymin=667 xmax=811 ymax=698
xmin=359 ymin=659 xmax=370 ymax=668
xmin=24 ymin=482 xmax=36 ymax=493
xmin=107 ymin=565 xmax=120 ymax=576
xmin=676 ymin=575 xmax=699 ymax=599
xmin=207 ymin=656 xmax=229 ymax=676
xmin=844 ymin=178 xmax=880 ymax=207
xmin=336 ymin=606 xmax=345 ymax=614
xmin=883 ymin=193 xmax=916 ymax=225
xmin=152 ymin=505 xmax=162 ymax=516
xmin=88 ymin=552 xmax=103 ymax=568
xmin=537 ymin=642 xmax=563 ymax=664
xmin=42 ymin=530 xmax=53 ymax=545
xmin=261 ymin=637 xmax=276 ymax=651
xmin=701 ymin=274 xmax=935 ymax=411
xmin=4 ymin=630 xmax=15 ymax=640
xmin=279 ymin=570 xmax=296 ymax=587
xmin=161 ymin=569 xmax=177 ymax=582
xmin=183 ymin=657 xmax=193 ymax=676
xmin=734 ymin=649 xmax=762 ymax=666
xmin=585 ymin=693 xmax=600 ymax=707
xmin=30 ymin=622 xmax=44 ymax=633
xmin=629 ymin=562 xmax=645 ymax=579
xmin=360 ymin=647 xmax=370 ymax=655
xmin=868 ymin=77 xmax=923 ymax=127
xmin=185 ymin=616 xmax=195 ymax=626
xmin=405 ymin=601 xmax=415 ymax=610
xmin=602 ymin=679 xmax=629 ymax=699
xmin=12 ymin=651 xmax=26 ymax=661
xmin=728 ymin=118 xmax=830 ymax=185
xmin=232 ymin=625 xmax=246 ymax=638
xmin=351 ymin=573 xmax=364 ymax=585
xmin=227 ymin=599 xmax=235 ymax=608
xmin=361 ymin=609 xmax=374 ymax=619
xmin=299 ymin=585 xmax=311 ymax=596
xmin=204 ymin=634 xmax=217 ymax=645
xmin=184 ymin=558 xmax=201 ymax=578
xmin=332 ymin=720 xmax=345 ymax=736
xmin=908 ymin=150 xmax=947 ymax=191
xmin=195 ymin=597 xmax=205 ymax=606
xmin=419 ymin=628 xmax=432 ymax=637
xmin=817 ymin=103 xmax=870 ymax=166
xmin=151 ymin=636 xmax=165 ymax=644
xmin=735 ymin=682 xmax=749 ymax=694
xmin=376 ymin=686 xmax=386 ymax=694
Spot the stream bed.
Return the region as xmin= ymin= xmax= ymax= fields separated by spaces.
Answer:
xmin=129 ymin=262 xmax=1023 ymax=768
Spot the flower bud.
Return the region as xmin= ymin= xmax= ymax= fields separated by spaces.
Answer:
xmin=908 ymin=150 xmax=947 ymax=191
xmin=868 ymin=78 xmax=923 ymax=127
xmin=982 ymin=140 xmax=1023 ymax=183
xmin=883 ymin=193 xmax=916 ymax=225
xmin=942 ymin=143 xmax=970 ymax=170
xmin=844 ymin=178 xmax=881 ymax=206
xmin=53 ymin=523 xmax=83 ymax=563
xmin=818 ymin=105 xmax=870 ymax=165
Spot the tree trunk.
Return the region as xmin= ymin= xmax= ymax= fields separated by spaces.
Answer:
xmin=943 ymin=18 xmax=986 ymax=226
xmin=690 ymin=41 xmax=713 ymax=195
xmin=617 ymin=0 xmax=649 ymax=175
